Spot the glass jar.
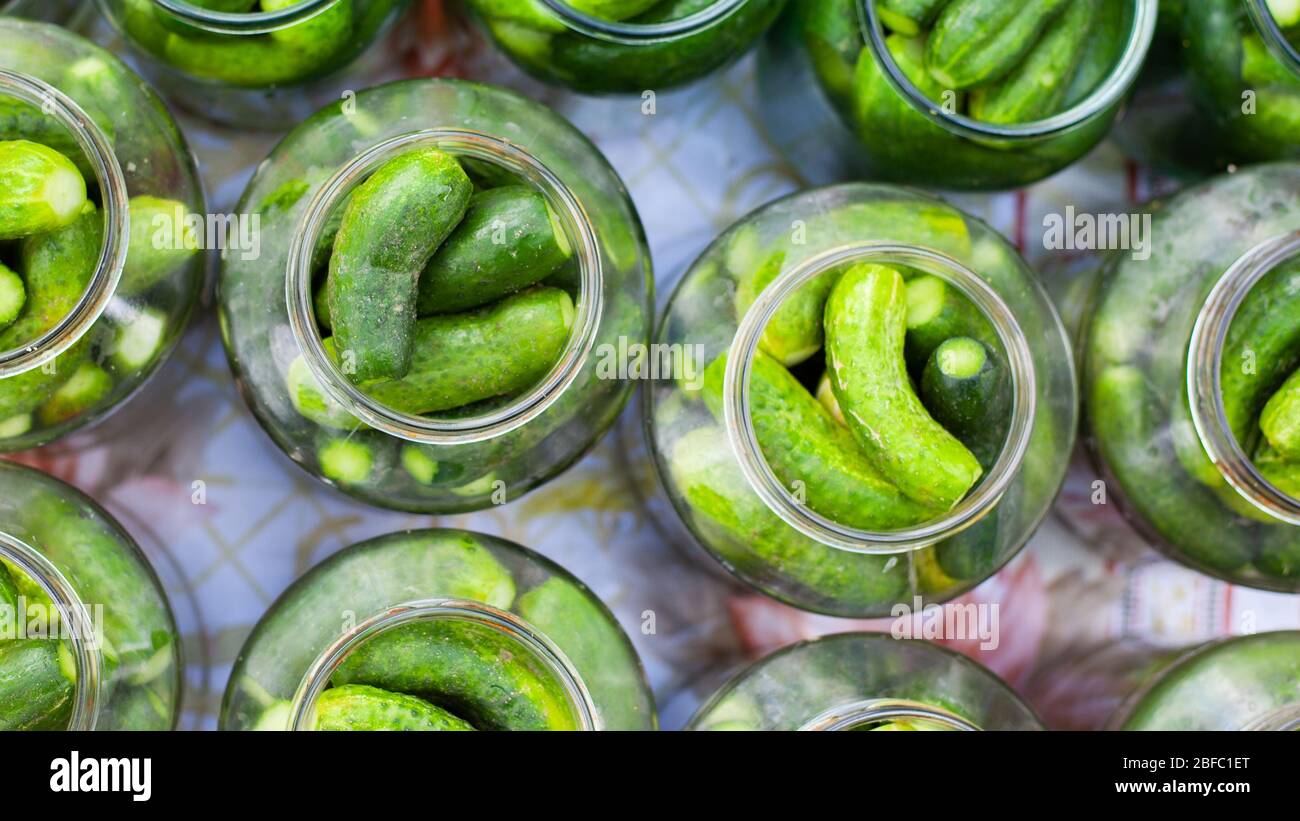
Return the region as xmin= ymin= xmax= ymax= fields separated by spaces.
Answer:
xmin=1082 ymin=164 xmax=1300 ymax=592
xmin=94 ymin=0 xmax=412 ymax=129
xmin=465 ymin=0 xmax=787 ymax=94
xmin=0 ymin=460 xmax=181 ymax=730
xmin=220 ymin=528 xmax=656 ymax=731
xmin=218 ymin=78 xmax=651 ymax=513
xmin=647 ymin=184 xmax=1076 ymax=617
xmin=1112 ymin=632 xmax=1300 ymax=730
xmin=756 ymin=0 xmax=1158 ymax=190
xmin=688 ymin=633 xmax=1041 ymax=730
xmin=2 ymin=0 xmax=85 ymax=24
xmin=0 ymin=20 xmax=205 ymax=453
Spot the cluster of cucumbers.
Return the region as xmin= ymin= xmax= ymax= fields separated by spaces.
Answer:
xmin=0 ymin=560 xmax=76 ymax=730
xmin=0 ymin=131 xmax=193 ymax=439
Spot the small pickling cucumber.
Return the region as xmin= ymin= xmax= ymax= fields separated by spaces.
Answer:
xmin=470 ymin=0 xmax=568 ymax=33
xmin=330 ymin=620 xmax=580 ymax=730
xmin=0 ymin=140 xmax=87 ymax=240
xmin=1221 ymin=259 xmax=1300 ymax=450
xmin=317 ymin=434 xmax=378 ymax=485
xmin=0 ymin=639 xmax=74 ymax=731
xmin=313 ymin=280 xmax=332 ymax=332
xmin=1270 ymin=0 xmax=1300 ymax=28
xmin=800 ymin=0 xmax=864 ymax=103
xmin=109 ymin=307 xmax=169 ymax=374
xmin=326 ymin=148 xmax=472 ymax=382
xmin=285 ymin=347 xmax=362 ymax=431
xmin=904 ymin=274 xmax=998 ymax=373
xmin=919 ymin=336 xmax=1010 ymax=470
xmin=1254 ymin=441 xmax=1300 ymax=499
xmin=314 ymin=684 xmax=476 ymax=731
xmin=825 ymin=263 xmax=983 ymax=510
xmin=1260 ymin=366 xmax=1300 ymax=458
xmin=0 ymin=561 xmax=17 ymax=611
xmin=925 ymin=0 xmax=1073 ymax=90
xmin=567 ymin=0 xmax=663 ymax=21
xmin=0 ymin=97 xmax=113 ymax=181
xmin=0 ymin=414 xmax=31 ymax=438
xmin=1063 ymin=0 xmax=1126 ymax=106
xmin=877 ymin=0 xmax=952 ymax=36
xmin=0 ymin=261 xmax=24 ymax=333
xmin=343 ymin=287 xmax=574 ymax=416
xmin=732 ymin=248 xmax=834 ymax=367
xmin=122 ymin=196 xmax=199 ymax=296
xmin=35 ymin=361 xmax=113 ymax=427
xmin=703 ymin=352 xmax=937 ymax=529
xmin=417 ymin=185 xmax=571 ymax=315
xmin=969 ymin=0 xmax=1101 ymax=124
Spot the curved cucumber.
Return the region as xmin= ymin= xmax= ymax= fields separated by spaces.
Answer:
xmin=925 ymin=0 xmax=1072 ymax=89
xmin=0 ymin=261 xmax=25 ymax=333
xmin=326 ymin=147 xmax=472 ymax=382
xmin=417 ymin=185 xmax=571 ymax=315
xmin=877 ymin=0 xmax=952 ymax=36
xmin=1221 ymin=258 xmax=1300 ymax=450
xmin=826 ymin=263 xmax=983 ymax=509
xmin=1063 ymin=0 xmax=1126 ymax=106
xmin=919 ymin=336 xmax=1010 ymax=470
xmin=904 ymin=274 xmax=998 ymax=372
xmin=0 ymin=140 xmax=87 ymax=240
xmin=314 ymin=684 xmax=476 ymax=731
xmin=1260 ymin=366 xmax=1300 ymax=458
xmin=0 ymin=639 xmax=73 ymax=731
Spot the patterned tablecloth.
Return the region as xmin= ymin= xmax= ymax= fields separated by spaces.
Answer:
xmin=7 ymin=1 xmax=1298 ymax=730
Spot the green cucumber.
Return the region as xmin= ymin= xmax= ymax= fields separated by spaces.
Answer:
xmin=0 ymin=561 xmax=16 ymax=612
xmin=285 ymin=347 xmax=363 ymax=431
xmin=877 ymin=0 xmax=952 ymax=36
xmin=825 ymin=263 xmax=983 ymax=510
xmin=919 ymin=336 xmax=1010 ymax=470
xmin=317 ymin=435 xmax=377 ymax=485
xmin=314 ymin=684 xmax=476 ymax=731
xmin=816 ymin=371 xmax=847 ymax=425
xmin=568 ymin=0 xmax=662 ymax=19
xmin=399 ymin=444 xmax=439 ymax=485
xmin=417 ymin=186 xmax=571 ymax=315
xmin=969 ymin=0 xmax=1101 ymax=124
xmin=704 ymin=351 xmax=937 ymax=529
xmin=1063 ymin=0 xmax=1126 ymax=106
xmin=904 ymin=274 xmax=998 ymax=372
xmin=0 ymin=261 xmax=24 ymax=332
xmin=330 ymin=619 xmax=580 ymax=730
xmin=0 ymin=414 xmax=32 ymax=438
xmin=313 ymin=279 xmax=332 ymax=332
xmin=1254 ymin=441 xmax=1300 ymax=499
xmin=0 ymin=639 xmax=73 ymax=731
xmin=1260 ymin=366 xmax=1300 ymax=458
xmin=882 ymin=30 xmax=954 ymax=105
xmin=121 ymin=196 xmax=199 ymax=296
xmin=733 ymin=248 xmax=827 ymax=367
xmin=1221 ymin=259 xmax=1300 ymax=451
xmin=925 ymin=0 xmax=1072 ymax=89
xmin=0 ymin=140 xmax=87 ymax=240
xmin=35 ymin=361 xmax=113 ymax=427
xmin=326 ymin=148 xmax=472 ymax=382
xmin=1270 ymin=0 xmax=1300 ymax=28
xmin=800 ymin=0 xmax=865 ymax=103
xmin=342 ymin=287 xmax=574 ymax=415
xmin=110 ymin=307 xmax=168 ymax=374
xmin=0 ymin=97 xmax=112 ymax=181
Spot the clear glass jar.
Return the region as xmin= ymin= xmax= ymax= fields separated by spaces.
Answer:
xmin=688 ymin=633 xmax=1041 ymax=730
xmin=1082 ymin=163 xmax=1300 ymax=592
xmin=1112 ymin=632 xmax=1300 ymax=730
xmin=647 ymin=184 xmax=1076 ymax=617
xmin=218 ymin=79 xmax=651 ymax=513
xmin=466 ymin=0 xmax=786 ymax=94
xmin=0 ymin=460 xmax=181 ymax=730
xmin=0 ymin=20 xmax=205 ymax=453
xmin=757 ymin=0 xmax=1158 ymax=189
xmin=220 ymin=528 xmax=656 ymax=731
xmin=2 ymin=0 xmax=86 ymax=24
xmin=94 ymin=0 xmax=412 ymax=129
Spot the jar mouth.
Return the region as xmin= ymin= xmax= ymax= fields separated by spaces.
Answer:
xmin=287 ymin=128 xmax=603 ymax=445
xmin=799 ymin=698 xmax=979 ymax=731
xmin=538 ymin=0 xmax=746 ymax=43
xmin=1247 ymin=0 xmax=1300 ymax=80
xmin=1188 ymin=231 xmax=1300 ymax=525
xmin=0 ymin=70 xmax=128 ymax=380
xmin=0 ymin=530 xmax=104 ymax=731
xmin=1240 ymin=701 xmax=1300 ymax=731
xmin=860 ymin=0 xmax=1158 ymax=141
xmin=286 ymin=598 xmax=600 ymax=731
xmin=147 ymin=0 xmax=341 ymax=34
xmin=724 ymin=244 xmax=1037 ymax=554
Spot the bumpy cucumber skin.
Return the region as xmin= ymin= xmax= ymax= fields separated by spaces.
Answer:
xmin=1221 ymin=259 xmax=1300 ymax=450
xmin=920 ymin=337 xmax=1009 ymax=471
xmin=0 ymin=261 xmax=25 ymax=332
xmin=0 ymin=140 xmax=87 ymax=240
xmin=0 ymin=97 xmax=114 ymax=181
xmin=704 ymin=352 xmax=936 ymax=529
xmin=314 ymin=684 xmax=476 ymax=731
xmin=0 ymin=561 xmax=17 ymax=611
xmin=1254 ymin=441 xmax=1300 ymax=499
xmin=969 ymin=0 xmax=1101 ymax=124
xmin=327 ymin=148 xmax=472 ymax=382
xmin=0 ymin=639 xmax=74 ymax=731
xmin=122 ymin=196 xmax=199 ymax=297
xmin=417 ymin=186 xmax=571 ymax=315
xmin=904 ymin=274 xmax=998 ymax=372
xmin=1260 ymin=366 xmax=1300 ymax=458
xmin=825 ymin=264 xmax=983 ymax=509
xmin=925 ymin=0 xmax=1073 ymax=90
xmin=330 ymin=620 xmax=579 ymax=730
xmin=348 ymin=287 xmax=573 ymax=415
xmin=1063 ymin=0 xmax=1126 ymax=106
xmin=877 ymin=0 xmax=952 ymax=36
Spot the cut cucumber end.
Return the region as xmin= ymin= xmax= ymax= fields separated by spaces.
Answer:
xmin=318 ymin=438 xmax=373 ymax=484
xmin=557 ymin=289 xmax=576 ymax=333
xmin=400 ymin=444 xmax=439 ymax=485
xmin=111 ymin=308 xmax=168 ymax=373
xmin=43 ymin=162 xmax=89 ymax=227
xmin=1269 ymin=0 xmax=1300 ymax=28
xmin=935 ymin=336 xmax=987 ymax=379
xmin=877 ymin=7 xmax=922 ymax=37
xmin=545 ymin=198 xmax=573 ymax=259
xmin=0 ymin=263 xmax=25 ymax=330
xmin=905 ymin=275 xmax=948 ymax=328
xmin=0 ymin=413 xmax=33 ymax=438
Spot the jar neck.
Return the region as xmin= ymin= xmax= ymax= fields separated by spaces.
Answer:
xmin=0 ymin=70 xmax=128 ymax=380
xmin=859 ymin=0 xmax=1158 ymax=141
xmin=0 ymin=531 xmax=105 ymax=731
xmin=799 ymin=698 xmax=979 ymax=731
xmin=539 ymin=0 xmax=746 ymax=43
xmin=287 ymin=128 xmax=603 ymax=446
xmin=287 ymin=599 xmax=600 ymax=731
xmin=725 ymin=243 xmax=1037 ymax=554
xmin=1187 ymin=231 xmax=1300 ymax=525
xmin=1246 ymin=0 xmax=1300 ymax=79
xmin=149 ymin=0 xmax=340 ymax=35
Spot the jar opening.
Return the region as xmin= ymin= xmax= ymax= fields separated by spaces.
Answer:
xmin=725 ymin=243 xmax=1036 ymax=554
xmin=1240 ymin=701 xmax=1300 ymax=731
xmin=1247 ymin=0 xmax=1300 ymax=79
xmin=1188 ymin=231 xmax=1300 ymax=525
xmin=799 ymin=697 xmax=978 ymax=731
xmin=287 ymin=128 xmax=602 ymax=446
xmin=0 ymin=531 xmax=105 ymax=731
xmin=0 ymin=70 xmax=128 ymax=379
xmin=149 ymin=0 xmax=341 ymax=35
xmin=538 ymin=0 xmax=747 ymax=43
xmin=286 ymin=598 xmax=599 ymax=731
xmin=859 ymin=0 xmax=1158 ymax=141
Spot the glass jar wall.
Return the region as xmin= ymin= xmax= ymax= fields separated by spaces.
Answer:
xmin=2 ymin=0 xmax=86 ymax=24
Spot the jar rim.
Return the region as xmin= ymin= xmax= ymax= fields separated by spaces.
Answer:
xmin=1187 ymin=230 xmax=1300 ymax=525
xmin=286 ymin=128 xmax=603 ymax=445
xmin=799 ymin=697 xmax=980 ymax=731
xmin=286 ymin=598 xmax=601 ymax=731
xmin=723 ymin=243 xmax=1038 ymax=554
xmin=0 ymin=69 xmax=129 ymax=379
xmin=537 ymin=0 xmax=748 ymax=43
xmin=1246 ymin=0 xmax=1300 ymax=79
xmin=145 ymin=0 xmax=341 ymax=35
xmin=860 ymin=0 xmax=1159 ymax=141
